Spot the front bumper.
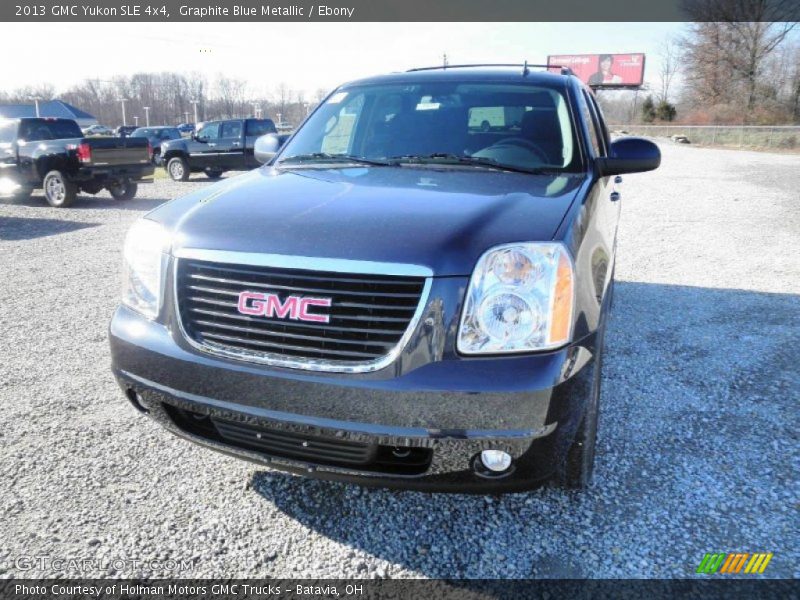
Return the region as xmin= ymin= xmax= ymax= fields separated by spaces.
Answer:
xmin=110 ymin=296 xmax=599 ymax=492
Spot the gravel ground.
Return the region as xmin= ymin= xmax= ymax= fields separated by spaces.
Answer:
xmin=0 ymin=145 xmax=798 ymax=579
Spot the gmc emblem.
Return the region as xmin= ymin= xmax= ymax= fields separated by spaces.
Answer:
xmin=237 ymin=291 xmax=332 ymax=323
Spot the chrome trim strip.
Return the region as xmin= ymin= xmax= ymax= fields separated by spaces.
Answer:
xmin=173 ymin=256 xmax=433 ymax=374
xmin=173 ymin=248 xmax=433 ymax=278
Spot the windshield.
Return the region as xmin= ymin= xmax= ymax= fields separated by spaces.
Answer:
xmin=277 ymin=82 xmax=581 ymax=172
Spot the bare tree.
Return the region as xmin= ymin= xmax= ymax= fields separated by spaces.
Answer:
xmin=682 ymin=0 xmax=797 ymax=117
xmin=657 ymin=37 xmax=682 ymax=104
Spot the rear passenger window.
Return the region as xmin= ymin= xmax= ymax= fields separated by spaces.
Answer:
xmin=246 ymin=120 xmax=277 ymax=136
xmin=221 ymin=121 xmax=243 ymax=138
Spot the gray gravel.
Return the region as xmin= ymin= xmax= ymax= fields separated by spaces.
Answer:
xmin=0 ymin=146 xmax=798 ymax=579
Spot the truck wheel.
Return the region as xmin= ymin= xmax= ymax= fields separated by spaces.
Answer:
xmin=108 ymin=180 xmax=138 ymax=201
xmin=558 ymin=305 xmax=608 ymax=490
xmin=167 ymin=157 xmax=190 ymax=181
xmin=204 ymin=168 xmax=223 ymax=179
xmin=43 ymin=170 xmax=77 ymax=208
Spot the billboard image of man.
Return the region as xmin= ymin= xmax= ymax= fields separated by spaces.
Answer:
xmin=588 ymin=54 xmax=623 ymax=85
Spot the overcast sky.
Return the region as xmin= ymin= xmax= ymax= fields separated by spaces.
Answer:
xmin=3 ymin=22 xmax=687 ymax=96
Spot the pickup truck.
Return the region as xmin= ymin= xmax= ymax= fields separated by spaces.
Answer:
xmin=110 ymin=65 xmax=660 ymax=492
xmin=160 ymin=118 xmax=279 ymax=181
xmin=0 ymin=117 xmax=154 ymax=207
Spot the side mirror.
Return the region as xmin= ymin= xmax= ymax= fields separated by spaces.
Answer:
xmin=254 ymin=133 xmax=283 ymax=164
xmin=596 ymin=137 xmax=661 ymax=177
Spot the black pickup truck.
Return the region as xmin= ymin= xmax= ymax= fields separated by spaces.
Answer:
xmin=160 ymin=118 xmax=281 ymax=181
xmin=0 ymin=118 xmax=154 ymax=207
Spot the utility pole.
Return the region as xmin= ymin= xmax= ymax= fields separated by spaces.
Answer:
xmin=252 ymin=102 xmax=260 ymax=118
xmin=143 ymin=106 xmax=151 ymax=127
xmin=443 ymin=52 xmax=448 ymax=68
xmin=117 ymin=98 xmax=128 ymax=126
xmin=190 ymin=99 xmax=200 ymax=124
xmin=133 ymin=116 xmax=139 ymax=126
xmin=184 ymin=111 xmax=190 ymax=123
xmin=27 ymin=97 xmax=42 ymax=117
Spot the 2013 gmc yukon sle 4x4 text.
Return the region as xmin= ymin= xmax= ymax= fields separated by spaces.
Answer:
xmin=110 ymin=66 xmax=660 ymax=492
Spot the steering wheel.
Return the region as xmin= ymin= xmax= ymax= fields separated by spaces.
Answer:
xmin=490 ymin=137 xmax=551 ymax=164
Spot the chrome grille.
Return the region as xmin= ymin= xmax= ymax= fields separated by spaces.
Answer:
xmin=175 ymin=258 xmax=428 ymax=371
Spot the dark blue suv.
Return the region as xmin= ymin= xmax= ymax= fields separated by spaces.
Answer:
xmin=110 ymin=65 xmax=660 ymax=492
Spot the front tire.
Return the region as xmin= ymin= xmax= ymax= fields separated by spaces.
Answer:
xmin=43 ymin=170 xmax=77 ymax=208
xmin=167 ymin=156 xmax=190 ymax=181
xmin=558 ymin=302 xmax=608 ymax=490
xmin=108 ymin=180 xmax=138 ymax=201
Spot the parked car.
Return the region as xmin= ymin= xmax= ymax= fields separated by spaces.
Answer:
xmin=176 ymin=122 xmax=195 ymax=135
xmin=0 ymin=117 xmax=154 ymax=207
xmin=129 ymin=126 xmax=182 ymax=164
xmin=82 ymin=124 xmax=113 ymax=137
xmin=116 ymin=125 xmax=138 ymax=137
xmin=160 ymin=118 xmax=278 ymax=180
xmin=110 ymin=65 xmax=660 ymax=491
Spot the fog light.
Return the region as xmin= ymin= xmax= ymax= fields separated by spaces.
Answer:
xmin=480 ymin=450 xmax=512 ymax=472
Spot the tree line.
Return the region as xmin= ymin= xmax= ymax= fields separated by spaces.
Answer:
xmin=599 ymin=2 xmax=798 ymax=126
xmin=0 ymin=73 xmax=329 ymax=128
xmin=2 ymin=4 xmax=798 ymax=128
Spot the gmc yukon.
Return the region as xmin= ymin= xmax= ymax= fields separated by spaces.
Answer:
xmin=110 ymin=66 xmax=660 ymax=492
xmin=0 ymin=118 xmax=154 ymax=207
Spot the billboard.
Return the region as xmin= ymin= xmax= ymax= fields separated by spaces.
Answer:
xmin=547 ymin=53 xmax=645 ymax=88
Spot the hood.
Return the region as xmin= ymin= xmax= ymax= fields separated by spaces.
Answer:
xmin=149 ymin=166 xmax=584 ymax=276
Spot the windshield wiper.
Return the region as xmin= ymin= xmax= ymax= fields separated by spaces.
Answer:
xmin=387 ymin=153 xmax=558 ymax=175
xmin=279 ymin=153 xmax=393 ymax=167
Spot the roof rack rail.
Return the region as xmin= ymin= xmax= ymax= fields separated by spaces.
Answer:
xmin=406 ymin=63 xmax=575 ymax=77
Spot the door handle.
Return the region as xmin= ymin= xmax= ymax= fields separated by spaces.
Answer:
xmin=207 ymin=143 xmax=216 ymax=147
xmin=610 ymin=191 xmax=621 ymax=202
xmin=614 ymin=175 xmax=623 ymax=184
xmin=232 ymin=141 xmax=241 ymax=146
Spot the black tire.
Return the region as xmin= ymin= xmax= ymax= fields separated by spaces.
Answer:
xmin=558 ymin=304 xmax=608 ymax=489
xmin=167 ymin=156 xmax=190 ymax=181
xmin=108 ymin=180 xmax=138 ymax=201
xmin=43 ymin=170 xmax=77 ymax=208
xmin=204 ymin=168 xmax=223 ymax=179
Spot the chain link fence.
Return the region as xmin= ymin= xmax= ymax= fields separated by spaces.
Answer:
xmin=615 ymin=125 xmax=800 ymax=151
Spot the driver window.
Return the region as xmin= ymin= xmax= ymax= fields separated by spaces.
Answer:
xmin=197 ymin=123 xmax=220 ymax=141
xmin=581 ymin=91 xmax=605 ymax=156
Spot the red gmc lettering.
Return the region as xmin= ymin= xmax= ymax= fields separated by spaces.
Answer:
xmin=298 ymin=297 xmax=332 ymax=323
xmin=237 ymin=291 xmax=331 ymax=323
xmin=265 ymin=294 xmax=298 ymax=319
xmin=237 ymin=291 xmax=267 ymax=316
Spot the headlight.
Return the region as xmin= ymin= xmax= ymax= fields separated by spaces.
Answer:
xmin=121 ymin=218 xmax=170 ymax=319
xmin=458 ymin=242 xmax=574 ymax=354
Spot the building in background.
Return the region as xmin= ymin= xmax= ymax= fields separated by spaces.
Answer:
xmin=0 ymin=100 xmax=98 ymax=128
